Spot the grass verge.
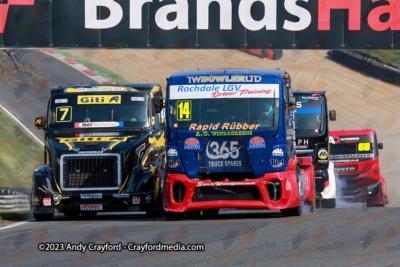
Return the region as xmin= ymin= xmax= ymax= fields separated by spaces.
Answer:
xmin=54 ymin=49 xmax=129 ymax=84
xmin=360 ymin=50 xmax=400 ymax=69
xmin=0 ymin=111 xmax=43 ymax=190
xmin=0 ymin=211 xmax=31 ymax=226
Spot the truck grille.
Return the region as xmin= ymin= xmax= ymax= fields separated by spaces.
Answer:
xmin=60 ymin=154 xmax=121 ymax=191
xmin=337 ymin=169 xmax=369 ymax=202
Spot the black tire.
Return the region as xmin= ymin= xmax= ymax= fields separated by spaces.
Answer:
xmin=33 ymin=213 xmax=54 ymax=221
xmin=281 ymin=206 xmax=302 ymax=217
xmin=146 ymin=206 xmax=164 ymax=218
xmin=367 ymin=203 xmax=385 ymax=208
xmin=80 ymin=211 xmax=97 ymax=219
xmin=202 ymin=209 xmax=219 ymax=218
xmin=281 ymin=166 xmax=303 ymax=217
xmin=321 ymin=198 xmax=336 ymax=209
xmin=165 ymin=212 xmax=184 ymax=221
xmin=185 ymin=210 xmax=201 ymax=219
xmin=63 ymin=211 xmax=80 ymax=219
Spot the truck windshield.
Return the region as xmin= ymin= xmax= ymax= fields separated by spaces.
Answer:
xmin=48 ymin=94 xmax=148 ymax=130
xmin=294 ymin=95 xmax=325 ymax=137
xmin=169 ymin=98 xmax=279 ymax=131
xmin=330 ymin=135 xmax=377 ymax=162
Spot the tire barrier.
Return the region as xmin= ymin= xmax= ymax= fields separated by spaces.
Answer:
xmin=0 ymin=188 xmax=30 ymax=211
xmin=328 ymin=50 xmax=400 ymax=86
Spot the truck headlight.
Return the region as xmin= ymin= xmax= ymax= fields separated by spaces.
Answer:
xmin=53 ymin=194 xmax=61 ymax=202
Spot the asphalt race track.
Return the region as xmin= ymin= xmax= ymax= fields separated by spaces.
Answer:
xmin=1 ymin=208 xmax=400 ymax=266
xmin=0 ymin=50 xmax=399 ymax=266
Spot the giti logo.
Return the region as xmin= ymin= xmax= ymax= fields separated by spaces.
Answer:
xmin=318 ymin=149 xmax=328 ymax=160
xmin=0 ymin=0 xmax=35 ymax=33
xmin=77 ymin=95 xmax=121 ymax=105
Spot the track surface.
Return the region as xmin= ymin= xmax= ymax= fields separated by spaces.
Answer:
xmin=1 ymin=208 xmax=399 ymax=266
xmin=0 ymin=50 xmax=399 ymax=266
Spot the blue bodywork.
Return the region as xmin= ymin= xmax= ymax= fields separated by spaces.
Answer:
xmin=166 ymin=69 xmax=295 ymax=179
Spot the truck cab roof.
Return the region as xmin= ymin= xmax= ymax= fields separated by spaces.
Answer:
xmin=330 ymin=129 xmax=376 ymax=136
xmin=168 ymin=68 xmax=289 ymax=84
xmin=50 ymin=84 xmax=162 ymax=95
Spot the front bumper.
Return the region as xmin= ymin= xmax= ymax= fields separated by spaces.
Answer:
xmin=163 ymin=171 xmax=301 ymax=213
xmin=31 ymin=191 xmax=158 ymax=214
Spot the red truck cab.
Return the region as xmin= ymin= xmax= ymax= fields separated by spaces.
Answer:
xmin=329 ymin=130 xmax=388 ymax=207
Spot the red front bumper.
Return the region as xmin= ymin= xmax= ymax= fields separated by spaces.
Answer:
xmin=163 ymin=171 xmax=302 ymax=213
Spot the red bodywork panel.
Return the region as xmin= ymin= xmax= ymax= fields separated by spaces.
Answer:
xmin=163 ymin=159 xmax=313 ymax=212
xmin=330 ymin=130 xmax=388 ymax=205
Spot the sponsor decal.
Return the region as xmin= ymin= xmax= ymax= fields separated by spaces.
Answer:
xmin=80 ymin=193 xmax=102 ymax=199
xmin=318 ymin=159 xmax=328 ymax=164
xmin=113 ymin=194 xmax=129 ymax=198
xmin=270 ymin=159 xmax=284 ymax=168
xmin=334 ymin=167 xmax=356 ymax=173
xmin=330 ymin=154 xmax=374 ymax=159
xmin=168 ymin=160 xmax=181 ymax=168
xmin=184 ymin=138 xmax=200 ymax=150
xmin=76 ymin=132 xmax=122 ymax=137
xmin=187 ymin=76 xmax=262 ymax=84
xmin=206 ymin=141 xmax=241 ymax=160
xmin=55 ymin=99 xmax=68 ymax=104
xmin=170 ymin=84 xmax=279 ymax=100
xmin=195 ymin=131 xmax=253 ymax=137
xmin=318 ymin=149 xmax=328 ymax=159
xmin=286 ymin=181 xmax=292 ymax=191
xmin=197 ymin=181 xmax=256 ymax=187
xmin=132 ymin=196 xmax=140 ymax=205
xmin=74 ymin=122 xmax=123 ymax=128
xmin=76 ymin=87 xmax=125 ymax=92
xmin=77 ymin=95 xmax=121 ymax=104
xmin=131 ymin=97 xmax=145 ymax=101
xmin=167 ymin=148 xmax=178 ymax=157
xmin=43 ymin=197 xmax=51 ymax=206
xmin=298 ymin=139 xmax=309 ymax=146
xmin=272 ymin=148 xmax=284 ymax=157
xmin=250 ymin=137 xmax=266 ymax=149
xmin=189 ymin=123 xmax=260 ymax=131
xmin=173 ymin=124 xmax=178 ymax=128
xmin=80 ymin=204 xmax=103 ymax=211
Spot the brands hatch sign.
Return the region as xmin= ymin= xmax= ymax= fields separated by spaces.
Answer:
xmin=0 ymin=0 xmax=399 ymax=49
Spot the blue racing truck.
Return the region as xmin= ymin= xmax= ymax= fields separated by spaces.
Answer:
xmin=163 ymin=69 xmax=315 ymax=220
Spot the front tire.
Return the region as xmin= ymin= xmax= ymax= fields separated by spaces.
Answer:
xmin=202 ymin=209 xmax=219 ymax=218
xmin=33 ymin=213 xmax=54 ymax=221
xmin=64 ymin=211 xmax=80 ymax=219
xmin=321 ymin=198 xmax=336 ymax=209
xmin=80 ymin=211 xmax=97 ymax=219
xmin=281 ymin=206 xmax=302 ymax=217
xmin=165 ymin=212 xmax=184 ymax=221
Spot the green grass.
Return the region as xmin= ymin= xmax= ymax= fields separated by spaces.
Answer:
xmin=0 ymin=111 xmax=43 ymax=190
xmin=360 ymin=50 xmax=400 ymax=69
xmin=0 ymin=211 xmax=31 ymax=221
xmin=54 ymin=49 xmax=129 ymax=84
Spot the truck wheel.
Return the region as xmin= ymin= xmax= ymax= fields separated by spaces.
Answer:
xmin=281 ymin=206 xmax=302 ymax=217
xmin=185 ymin=210 xmax=201 ymax=219
xmin=80 ymin=211 xmax=97 ymax=219
xmin=321 ymin=199 xmax=336 ymax=209
xmin=165 ymin=212 xmax=184 ymax=221
xmin=64 ymin=211 xmax=80 ymax=219
xmin=146 ymin=206 xmax=163 ymax=218
xmin=33 ymin=213 xmax=54 ymax=221
xmin=367 ymin=203 xmax=385 ymax=208
xmin=202 ymin=209 xmax=219 ymax=218
xmin=281 ymin=166 xmax=303 ymax=217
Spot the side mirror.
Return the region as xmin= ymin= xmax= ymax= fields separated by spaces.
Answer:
xmin=154 ymin=98 xmax=164 ymax=114
xmin=288 ymin=96 xmax=296 ymax=110
xmin=329 ymin=110 xmax=336 ymax=121
xmin=378 ymin=143 xmax=383 ymax=149
xmin=35 ymin=117 xmax=46 ymax=129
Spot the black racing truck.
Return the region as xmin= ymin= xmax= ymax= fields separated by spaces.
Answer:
xmin=293 ymin=91 xmax=337 ymax=208
xmin=32 ymin=84 xmax=165 ymax=220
